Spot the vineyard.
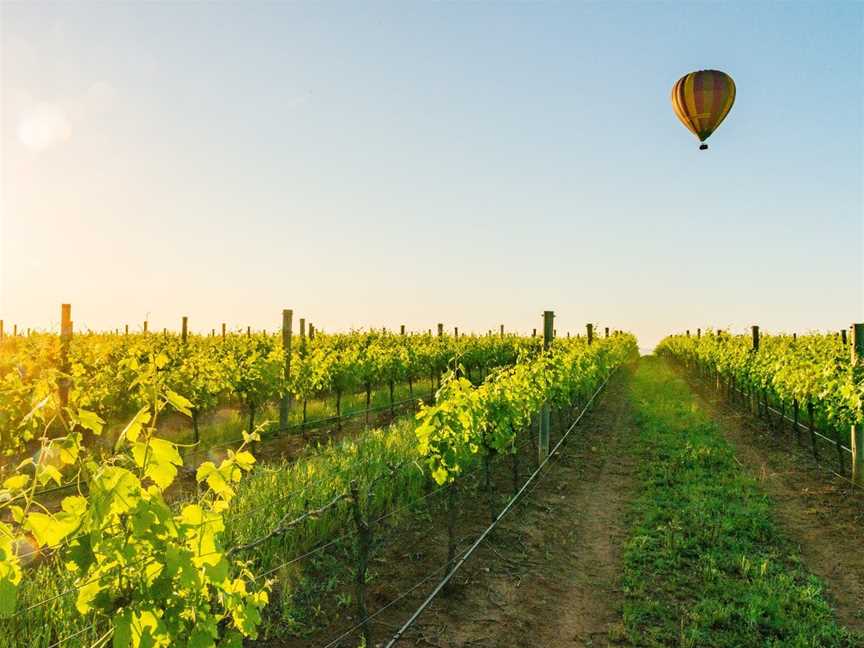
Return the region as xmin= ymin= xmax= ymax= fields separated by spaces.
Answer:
xmin=0 ymin=317 xmax=542 ymax=459
xmin=657 ymin=327 xmax=864 ymax=480
xmin=0 ymin=306 xmax=639 ymax=647
xmin=1 ymin=315 xmax=862 ymax=647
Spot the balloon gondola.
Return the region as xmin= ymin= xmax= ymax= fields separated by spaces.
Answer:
xmin=671 ymin=70 xmax=735 ymax=150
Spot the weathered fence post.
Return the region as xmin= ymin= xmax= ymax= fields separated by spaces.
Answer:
xmin=586 ymin=323 xmax=594 ymax=345
xmin=792 ymin=399 xmax=801 ymax=445
xmin=59 ymin=304 xmax=72 ymax=409
xmin=750 ymin=325 xmax=760 ymax=415
xmin=279 ymin=309 xmax=293 ymax=433
xmin=299 ymin=318 xmax=307 ymax=431
xmin=539 ymin=311 xmax=554 ymax=463
xmin=808 ymin=401 xmax=819 ymax=460
xmin=851 ymin=324 xmax=864 ymax=484
xmin=437 ymin=323 xmax=443 ymax=338
xmin=181 ymin=316 xmax=188 ymax=343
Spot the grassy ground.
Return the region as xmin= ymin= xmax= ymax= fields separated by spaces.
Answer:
xmin=156 ymin=374 xmax=438 ymax=450
xmin=621 ymin=357 xmax=860 ymax=647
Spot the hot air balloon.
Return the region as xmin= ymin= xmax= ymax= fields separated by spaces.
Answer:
xmin=671 ymin=70 xmax=735 ymax=150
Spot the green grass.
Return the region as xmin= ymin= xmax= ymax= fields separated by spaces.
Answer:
xmin=159 ymin=374 xmax=439 ymax=450
xmin=621 ymin=356 xmax=860 ymax=648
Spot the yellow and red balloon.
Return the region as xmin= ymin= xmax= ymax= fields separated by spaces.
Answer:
xmin=671 ymin=70 xmax=735 ymax=150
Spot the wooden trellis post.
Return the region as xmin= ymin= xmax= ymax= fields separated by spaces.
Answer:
xmin=59 ymin=304 xmax=72 ymax=408
xmin=300 ymin=318 xmax=306 ymax=354
xmin=851 ymin=324 xmax=864 ymax=484
xmin=182 ymin=316 xmax=188 ymax=343
xmin=751 ymin=325 xmax=760 ymax=415
xmin=586 ymin=323 xmax=593 ymax=345
xmin=279 ymin=309 xmax=293 ymax=432
xmin=437 ymin=323 xmax=443 ymax=338
xmin=539 ymin=310 xmax=554 ymax=462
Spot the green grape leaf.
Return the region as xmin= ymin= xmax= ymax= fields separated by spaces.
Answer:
xmin=195 ymin=462 xmax=217 ymax=484
xmin=233 ymin=451 xmax=255 ymax=472
xmin=165 ymin=389 xmax=193 ymax=417
xmin=113 ymin=610 xmax=132 ymax=648
xmin=2 ymin=475 xmax=29 ymax=491
xmin=132 ymin=439 xmax=182 ymax=490
xmin=35 ymin=464 xmax=63 ymax=487
xmin=25 ymin=511 xmax=80 ymax=547
xmin=77 ymin=409 xmax=106 ymax=435
xmin=75 ymin=576 xmax=105 ymax=615
xmin=188 ymin=627 xmax=216 ymax=648
xmin=117 ymin=407 xmax=152 ymax=450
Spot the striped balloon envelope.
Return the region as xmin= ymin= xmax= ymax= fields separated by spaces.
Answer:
xmin=671 ymin=70 xmax=736 ymax=150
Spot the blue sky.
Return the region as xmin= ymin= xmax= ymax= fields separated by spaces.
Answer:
xmin=1 ymin=2 xmax=861 ymax=347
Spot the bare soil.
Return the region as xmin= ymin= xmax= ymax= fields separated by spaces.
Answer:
xmin=271 ymin=367 xmax=639 ymax=648
xmin=417 ymin=368 xmax=637 ymax=648
xmin=680 ymin=367 xmax=864 ymax=632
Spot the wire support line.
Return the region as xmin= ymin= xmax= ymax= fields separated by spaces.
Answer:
xmin=45 ymin=620 xmax=99 ymax=648
xmin=319 ymin=543 xmax=475 ymax=648
xmin=11 ymin=387 xmax=540 ymax=617
xmin=14 ymin=443 xmax=498 ymax=617
xmin=183 ymin=396 xmax=428 ymax=458
xmin=17 ymin=392 xmax=431 ymax=501
xmin=383 ymin=370 xmax=615 ymax=647
xmin=682 ymin=365 xmax=856 ymax=470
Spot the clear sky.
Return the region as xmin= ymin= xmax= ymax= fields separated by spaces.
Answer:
xmin=1 ymin=2 xmax=862 ymax=348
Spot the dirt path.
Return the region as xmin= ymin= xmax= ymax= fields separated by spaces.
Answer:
xmin=405 ymin=366 xmax=639 ymax=648
xmin=680 ymin=365 xmax=864 ymax=633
